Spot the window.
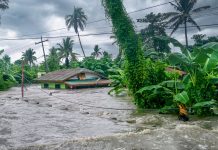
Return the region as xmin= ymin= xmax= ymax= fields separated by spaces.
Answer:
xmin=78 ymin=73 xmax=86 ymax=80
xmin=44 ymin=83 xmax=49 ymax=88
xmin=55 ymin=84 xmax=61 ymax=89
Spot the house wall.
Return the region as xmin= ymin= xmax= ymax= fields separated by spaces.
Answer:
xmin=85 ymin=73 xmax=100 ymax=79
xmin=41 ymin=83 xmax=66 ymax=89
xmin=68 ymin=73 xmax=100 ymax=81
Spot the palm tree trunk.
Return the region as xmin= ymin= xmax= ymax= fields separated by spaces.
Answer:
xmin=184 ymin=20 xmax=189 ymax=48
xmin=65 ymin=57 xmax=69 ymax=68
xmin=77 ymin=31 xmax=86 ymax=58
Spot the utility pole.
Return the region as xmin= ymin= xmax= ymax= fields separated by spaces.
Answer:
xmin=35 ymin=36 xmax=49 ymax=73
xmin=21 ymin=60 xmax=24 ymax=98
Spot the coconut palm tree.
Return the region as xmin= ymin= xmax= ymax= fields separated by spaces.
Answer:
xmin=65 ymin=7 xmax=87 ymax=58
xmin=91 ymin=45 xmax=102 ymax=59
xmin=22 ymin=48 xmax=37 ymax=67
xmin=0 ymin=49 xmax=4 ymax=55
xmin=0 ymin=0 xmax=9 ymax=10
xmin=166 ymin=0 xmax=210 ymax=47
xmin=0 ymin=0 xmax=9 ymax=23
xmin=57 ymin=37 xmax=78 ymax=68
xmin=2 ymin=54 xmax=10 ymax=64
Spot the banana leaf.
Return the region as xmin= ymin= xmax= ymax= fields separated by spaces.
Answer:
xmin=160 ymin=80 xmax=185 ymax=90
xmin=193 ymin=42 xmax=218 ymax=72
xmin=168 ymin=53 xmax=190 ymax=66
xmin=136 ymin=85 xmax=173 ymax=96
xmin=174 ymin=91 xmax=189 ymax=105
xmin=193 ymin=100 xmax=216 ymax=108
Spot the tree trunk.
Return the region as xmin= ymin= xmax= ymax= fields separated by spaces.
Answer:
xmin=77 ymin=31 xmax=86 ymax=58
xmin=65 ymin=57 xmax=69 ymax=68
xmin=184 ymin=20 xmax=188 ymax=48
xmin=102 ymin=0 xmax=147 ymax=103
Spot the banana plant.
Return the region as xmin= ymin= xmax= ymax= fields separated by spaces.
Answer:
xmin=168 ymin=42 xmax=218 ymax=114
xmin=108 ymin=68 xmax=128 ymax=96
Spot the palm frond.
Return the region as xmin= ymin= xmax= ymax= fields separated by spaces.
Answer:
xmin=170 ymin=17 xmax=184 ymax=35
xmin=187 ymin=0 xmax=197 ymax=12
xmin=169 ymin=1 xmax=181 ymax=11
xmin=192 ymin=5 xmax=211 ymax=13
xmin=187 ymin=16 xmax=201 ymax=31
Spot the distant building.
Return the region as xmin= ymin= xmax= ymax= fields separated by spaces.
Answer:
xmin=35 ymin=68 xmax=111 ymax=89
xmin=37 ymin=72 xmax=46 ymax=78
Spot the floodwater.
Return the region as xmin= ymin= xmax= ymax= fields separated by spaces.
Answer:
xmin=0 ymin=85 xmax=218 ymax=150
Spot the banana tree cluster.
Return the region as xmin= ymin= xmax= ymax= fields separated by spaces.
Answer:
xmin=137 ymin=42 xmax=218 ymax=115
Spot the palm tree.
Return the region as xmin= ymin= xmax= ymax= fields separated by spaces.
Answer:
xmin=0 ymin=0 xmax=9 ymax=23
xmin=166 ymin=0 xmax=210 ymax=47
xmin=0 ymin=0 xmax=9 ymax=10
xmin=2 ymin=54 xmax=10 ymax=64
xmin=102 ymin=51 xmax=112 ymax=59
xmin=57 ymin=37 xmax=78 ymax=68
xmin=0 ymin=49 xmax=4 ymax=55
xmin=22 ymin=48 xmax=37 ymax=67
xmin=65 ymin=7 xmax=87 ymax=58
xmin=91 ymin=45 xmax=102 ymax=59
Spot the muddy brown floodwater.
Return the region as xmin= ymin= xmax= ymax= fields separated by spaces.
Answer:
xmin=0 ymin=85 xmax=218 ymax=150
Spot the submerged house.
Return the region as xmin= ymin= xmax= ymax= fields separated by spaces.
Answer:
xmin=36 ymin=68 xmax=111 ymax=89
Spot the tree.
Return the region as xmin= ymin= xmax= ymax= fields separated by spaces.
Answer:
xmin=0 ymin=49 xmax=4 ymax=55
xmin=2 ymin=54 xmax=10 ymax=64
xmin=102 ymin=0 xmax=147 ymax=105
xmin=192 ymin=34 xmax=206 ymax=47
xmin=91 ymin=45 xmax=102 ymax=59
xmin=14 ymin=59 xmax=22 ymax=66
xmin=0 ymin=0 xmax=9 ymax=23
xmin=47 ymin=47 xmax=60 ymax=71
xmin=102 ymin=51 xmax=112 ymax=59
xmin=140 ymin=13 xmax=171 ymax=53
xmin=57 ymin=37 xmax=76 ymax=68
xmin=22 ymin=48 xmax=37 ymax=67
xmin=65 ymin=7 xmax=87 ymax=58
xmin=192 ymin=34 xmax=218 ymax=47
xmin=166 ymin=0 xmax=210 ymax=47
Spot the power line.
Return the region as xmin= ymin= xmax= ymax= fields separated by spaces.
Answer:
xmin=0 ymin=32 xmax=114 ymax=41
xmin=136 ymin=23 xmax=218 ymax=29
xmin=1 ymin=23 xmax=218 ymax=41
xmin=5 ymin=1 xmax=174 ymax=39
xmin=78 ymin=1 xmax=174 ymax=24
xmin=128 ymin=1 xmax=174 ymax=14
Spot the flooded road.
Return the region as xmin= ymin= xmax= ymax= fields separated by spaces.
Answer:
xmin=0 ymin=86 xmax=218 ymax=150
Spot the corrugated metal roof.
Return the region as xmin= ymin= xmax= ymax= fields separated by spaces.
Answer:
xmin=36 ymin=68 xmax=105 ymax=82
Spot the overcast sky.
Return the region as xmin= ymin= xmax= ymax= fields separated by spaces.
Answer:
xmin=0 ymin=0 xmax=217 ymax=63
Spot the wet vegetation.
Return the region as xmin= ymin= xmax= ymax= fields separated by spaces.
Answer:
xmin=1 ymin=0 xmax=218 ymax=116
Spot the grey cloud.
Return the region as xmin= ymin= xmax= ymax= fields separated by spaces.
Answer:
xmin=0 ymin=0 xmax=218 ymax=62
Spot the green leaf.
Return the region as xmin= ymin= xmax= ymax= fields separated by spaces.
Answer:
xmin=136 ymin=85 xmax=163 ymax=94
xmin=193 ymin=100 xmax=216 ymax=108
xmin=201 ymin=42 xmax=218 ymax=49
xmin=193 ymin=42 xmax=218 ymax=72
xmin=174 ymin=91 xmax=189 ymax=105
xmin=160 ymin=80 xmax=185 ymax=90
xmin=168 ymin=53 xmax=190 ymax=66
xmin=208 ymin=77 xmax=218 ymax=84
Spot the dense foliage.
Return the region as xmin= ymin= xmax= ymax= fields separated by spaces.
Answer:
xmin=102 ymin=0 xmax=147 ymax=104
xmin=101 ymin=0 xmax=217 ymax=116
xmin=1 ymin=0 xmax=217 ymax=117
